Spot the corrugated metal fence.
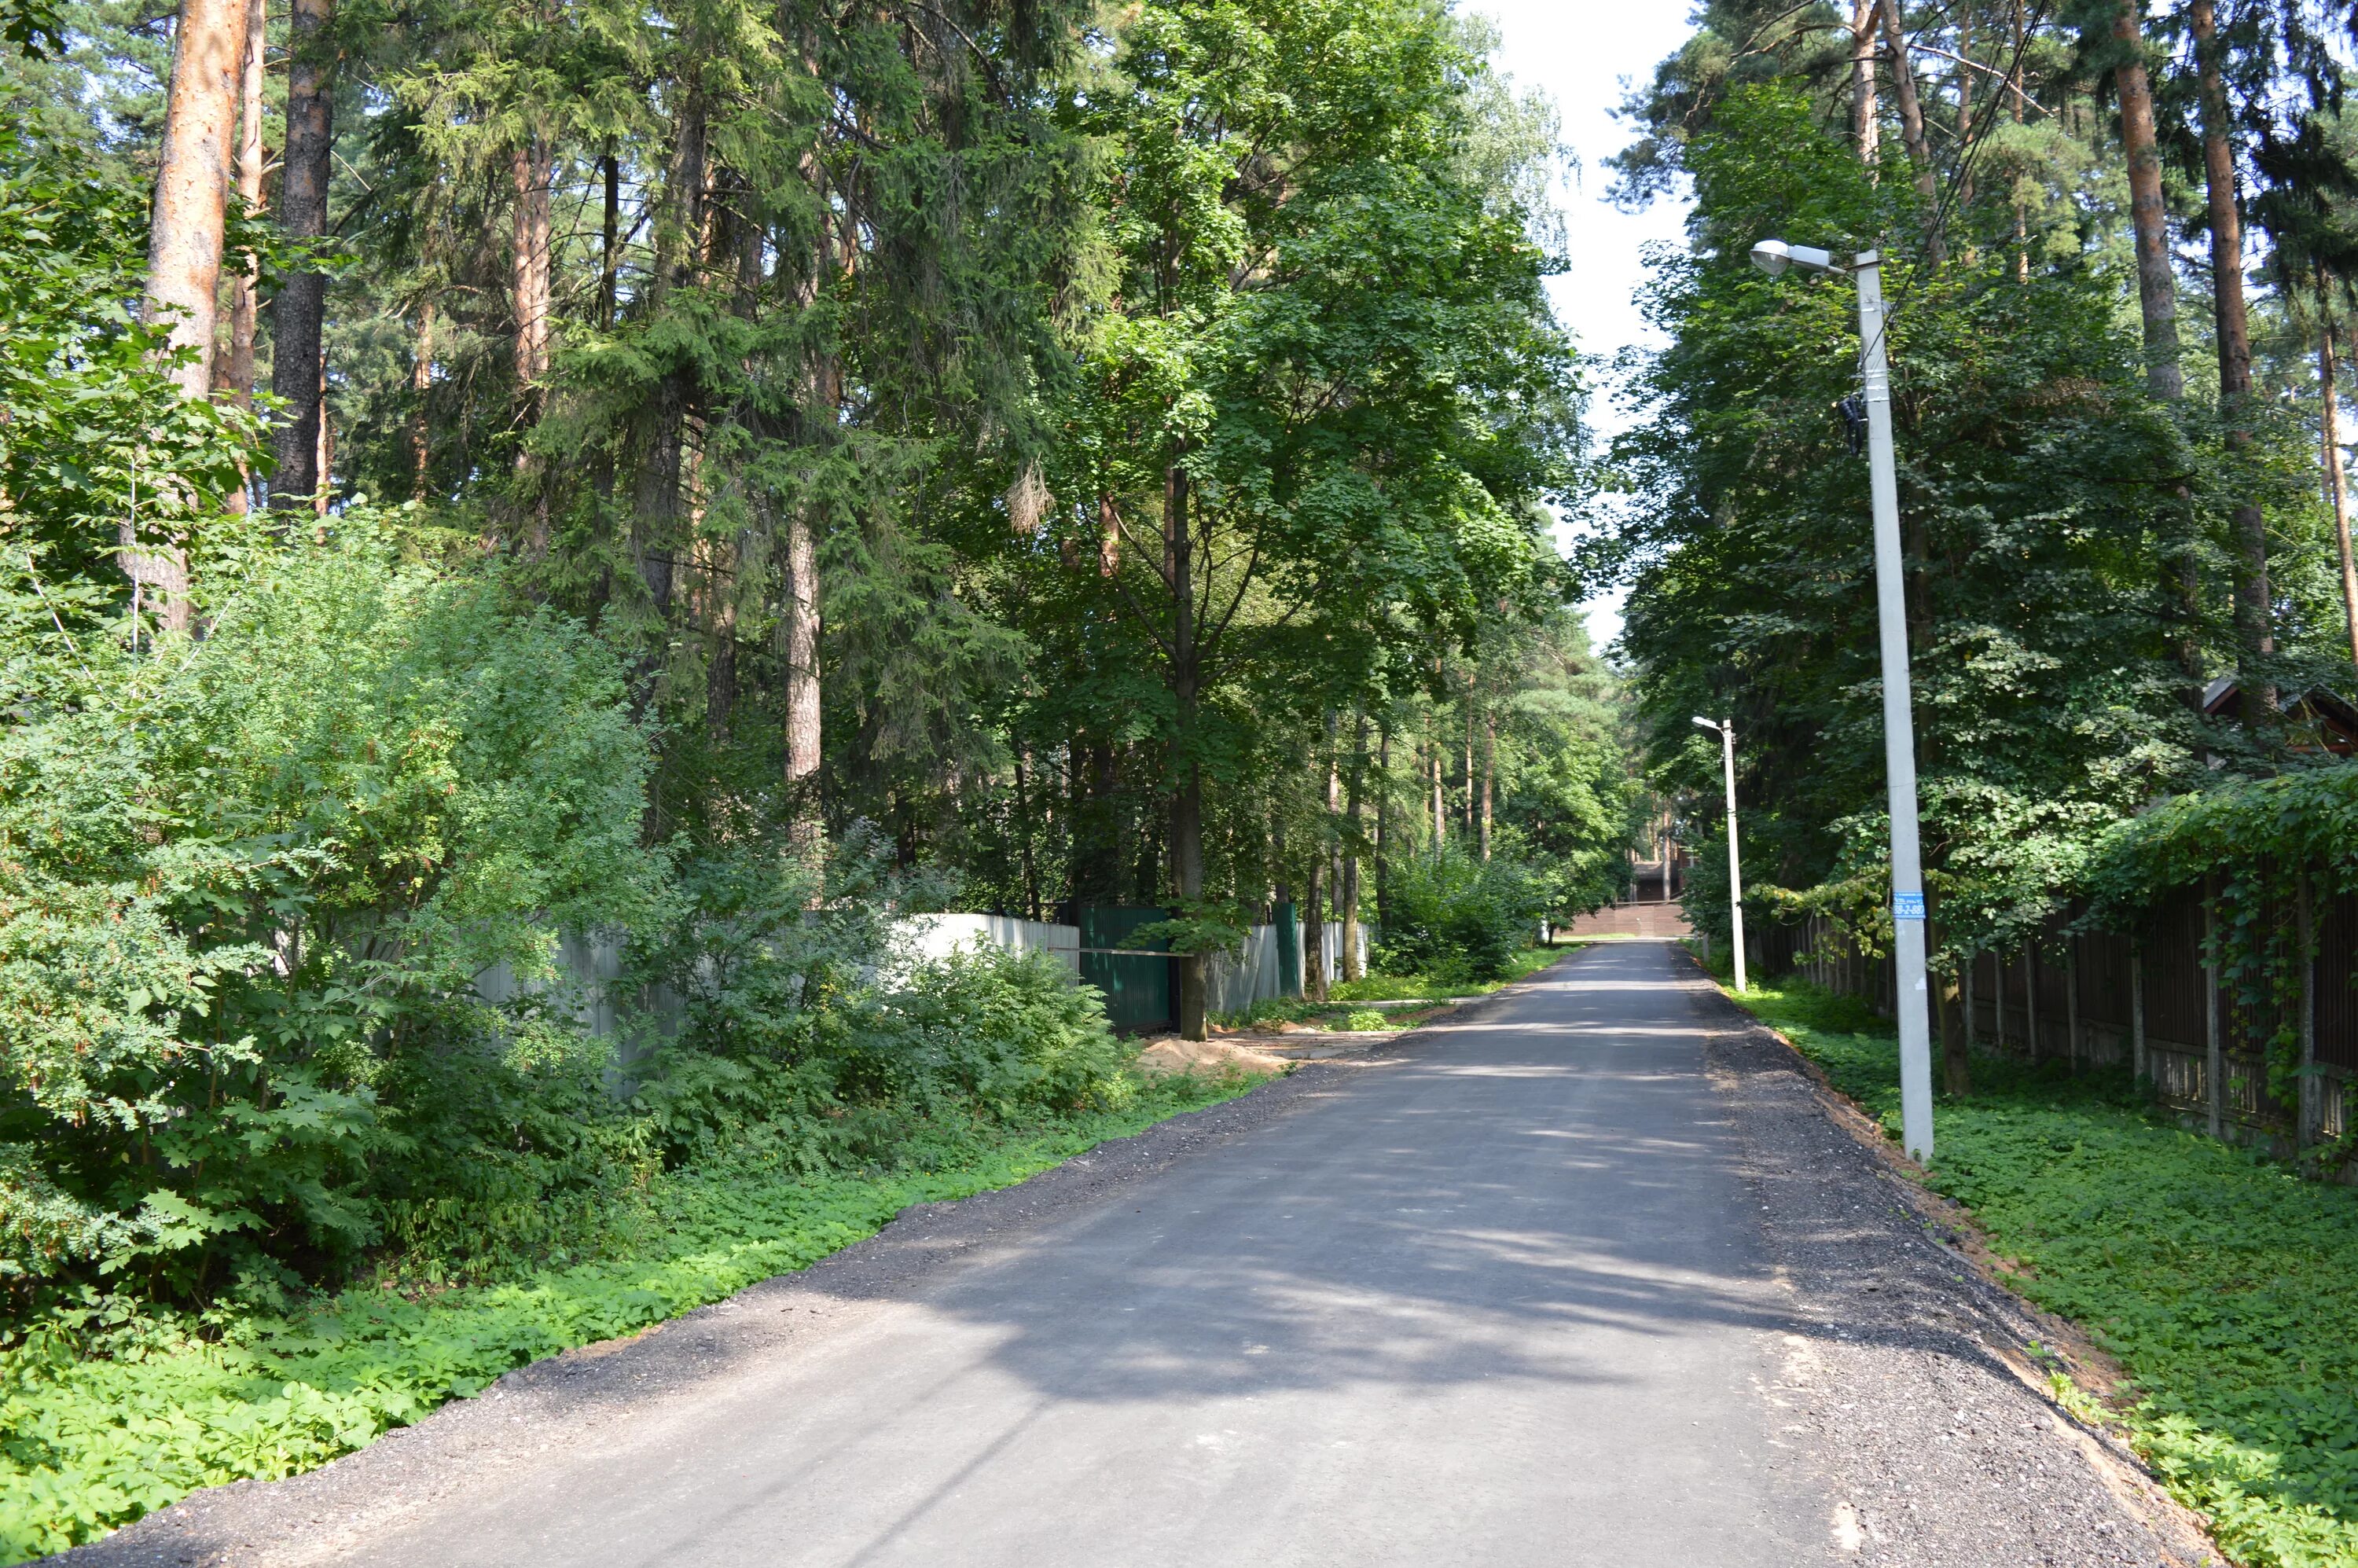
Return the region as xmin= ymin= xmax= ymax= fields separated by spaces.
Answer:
xmin=485 ymin=909 xmax=1369 ymax=1048
xmin=1752 ymin=887 xmax=2358 ymax=1151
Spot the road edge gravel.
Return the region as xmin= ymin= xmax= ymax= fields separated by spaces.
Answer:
xmin=1676 ymin=946 xmax=2228 ymax=1566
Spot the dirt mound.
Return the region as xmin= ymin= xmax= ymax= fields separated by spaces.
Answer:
xmin=1132 ymin=1037 xmax=1292 ymax=1077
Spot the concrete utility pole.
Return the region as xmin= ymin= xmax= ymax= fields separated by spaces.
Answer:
xmin=1692 ymin=716 xmax=1746 ymax=993
xmin=1747 ymin=239 xmax=1936 ymax=1164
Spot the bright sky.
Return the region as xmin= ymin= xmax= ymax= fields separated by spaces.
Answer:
xmin=1474 ymin=2 xmax=1698 ymax=652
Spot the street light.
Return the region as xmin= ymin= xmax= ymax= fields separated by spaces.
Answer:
xmin=1748 ymin=237 xmax=1934 ymax=1165
xmin=1691 ymin=717 xmax=1746 ymax=994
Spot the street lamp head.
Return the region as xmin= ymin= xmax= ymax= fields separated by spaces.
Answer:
xmin=1749 ymin=238 xmax=1839 ymax=277
xmin=1691 ymin=716 xmax=1720 ymax=733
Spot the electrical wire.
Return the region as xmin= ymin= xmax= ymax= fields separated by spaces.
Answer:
xmin=1864 ymin=0 xmax=2055 ymax=368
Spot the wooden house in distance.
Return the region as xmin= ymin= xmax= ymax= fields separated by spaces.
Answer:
xmin=2202 ymin=676 xmax=2358 ymax=759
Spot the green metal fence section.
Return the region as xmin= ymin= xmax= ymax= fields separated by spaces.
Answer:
xmin=1272 ymin=900 xmax=1301 ymax=999
xmin=1077 ymin=905 xmax=1175 ymax=1034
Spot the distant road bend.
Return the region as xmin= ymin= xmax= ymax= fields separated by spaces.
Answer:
xmin=67 ymin=941 xmax=2217 ymax=1568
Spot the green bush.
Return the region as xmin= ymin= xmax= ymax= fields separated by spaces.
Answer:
xmin=864 ymin=946 xmax=1135 ymax=1118
xmin=635 ymin=942 xmax=1136 ymax=1171
xmin=1372 ymin=849 xmax=1541 ymax=982
xmin=0 ymin=521 xmax=667 ymax=1309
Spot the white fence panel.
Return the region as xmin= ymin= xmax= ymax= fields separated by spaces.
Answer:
xmin=1313 ymin=921 xmax=1369 ymax=984
xmin=891 ymin=913 xmax=1081 ymax=975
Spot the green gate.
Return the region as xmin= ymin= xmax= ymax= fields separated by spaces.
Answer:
xmin=1078 ymin=906 xmax=1175 ymax=1034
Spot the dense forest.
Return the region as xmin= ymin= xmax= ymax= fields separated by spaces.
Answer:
xmin=0 ymin=0 xmax=1633 ymax=1353
xmin=1607 ymin=0 xmax=2358 ymax=1085
xmin=12 ymin=0 xmax=2358 ymax=1558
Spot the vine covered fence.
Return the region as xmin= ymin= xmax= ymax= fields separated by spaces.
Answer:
xmin=1750 ymin=887 xmax=2358 ymax=1154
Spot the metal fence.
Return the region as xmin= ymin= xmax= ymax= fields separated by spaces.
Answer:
xmin=1751 ymin=886 xmax=2358 ymax=1152
xmin=480 ymin=905 xmax=1372 ymax=1048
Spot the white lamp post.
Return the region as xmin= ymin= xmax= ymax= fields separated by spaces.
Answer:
xmin=1691 ymin=716 xmax=1746 ymax=993
xmin=1747 ymin=237 xmax=1934 ymax=1165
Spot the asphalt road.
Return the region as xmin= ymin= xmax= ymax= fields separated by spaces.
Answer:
xmin=369 ymin=940 xmax=1821 ymax=1566
xmin=70 ymin=941 xmax=2219 ymax=1568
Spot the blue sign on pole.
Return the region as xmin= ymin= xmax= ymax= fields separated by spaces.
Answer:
xmin=1892 ymin=891 xmax=1926 ymax=921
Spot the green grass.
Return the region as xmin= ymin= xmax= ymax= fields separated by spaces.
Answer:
xmin=1210 ymin=946 xmax=1569 ymax=1029
xmin=1328 ymin=945 xmax=1567 ymax=1003
xmin=1713 ymin=961 xmax=2358 ymax=1568
xmin=0 ymin=1071 xmax=1260 ymax=1563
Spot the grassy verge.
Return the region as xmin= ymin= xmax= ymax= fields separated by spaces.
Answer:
xmin=1706 ymin=958 xmax=2358 ymax=1568
xmin=1328 ymin=945 xmax=1569 ymax=1004
xmin=1210 ymin=1000 xmax=1410 ymax=1033
xmin=0 ymin=1070 xmax=1260 ymax=1563
xmin=1211 ymin=946 xmax=1574 ymax=1030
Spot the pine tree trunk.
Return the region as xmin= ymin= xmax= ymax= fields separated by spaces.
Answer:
xmin=1429 ymin=739 xmax=1443 ymax=853
xmin=783 ymin=501 xmax=822 ymax=820
xmin=2113 ymin=0 xmax=2204 ymax=688
xmin=2324 ymin=313 xmax=2358 ymax=668
xmin=2113 ymin=0 xmax=2182 ymax=399
xmin=1016 ymin=750 xmax=1040 ymax=923
xmin=314 ymin=354 xmax=332 ymax=520
xmin=1479 ymin=711 xmax=1493 ymax=861
xmin=1850 ymin=0 xmax=1879 ymax=168
xmin=509 ymin=136 xmax=553 ymax=550
xmin=780 ymin=127 xmax=828 ymax=854
xmin=1324 ymin=711 xmax=1342 ymax=924
xmin=410 ymin=301 xmax=432 ymax=498
xmin=1953 ymin=13 xmax=1975 ymax=223
xmin=1340 ymin=713 xmax=1364 ymax=982
xmin=2192 ymin=0 xmax=2275 ymax=716
xmin=511 ymin=137 xmax=552 ymax=405
xmin=1374 ymin=722 xmax=1390 ymax=937
xmin=707 ymin=536 xmax=737 ymax=743
xmin=1460 ymin=696 xmax=1474 ymax=837
xmin=270 ymin=0 xmax=332 ymax=514
xmin=599 ymin=149 xmax=620 ymax=330
xmin=1166 ymin=462 xmax=1207 ymax=1040
xmin=631 ymin=91 xmax=706 ymax=622
xmin=1304 ymin=857 xmax=1326 ymax=1003
xmin=2009 ymin=0 xmax=2029 ymax=283
xmin=134 ymin=0 xmax=249 ymax=630
xmin=223 ymin=0 xmax=264 ymax=417
xmin=1875 ymin=0 xmax=1944 ymax=262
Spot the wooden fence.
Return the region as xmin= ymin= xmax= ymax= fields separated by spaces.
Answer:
xmin=1748 ymin=887 xmax=2358 ymax=1153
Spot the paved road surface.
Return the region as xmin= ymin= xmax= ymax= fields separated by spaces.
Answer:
xmin=369 ymin=941 xmax=1816 ymax=1566
xmin=69 ymin=941 xmax=2218 ymax=1567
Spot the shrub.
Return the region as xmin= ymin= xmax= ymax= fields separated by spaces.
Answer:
xmin=862 ymin=946 xmax=1134 ymax=1119
xmin=0 ymin=522 xmax=666 ymax=1306
xmin=1373 ymin=849 xmax=1541 ymax=982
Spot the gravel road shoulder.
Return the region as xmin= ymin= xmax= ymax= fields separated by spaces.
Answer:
xmin=1687 ymin=960 xmax=2225 ymax=1566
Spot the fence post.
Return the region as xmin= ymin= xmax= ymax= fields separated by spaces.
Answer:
xmin=2131 ymin=946 xmax=2147 ymax=1089
xmin=1993 ymin=946 xmax=2007 ymax=1054
xmin=2205 ymin=881 xmax=2224 ymax=1142
xmin=1964 ymin=950 xmax=1977 ymax=1052
xmin=2026 ymin=946 xmax=2040 ymax=1066
xmin=2299 ymin=872 xmax=2317 ymax=1151
xmin=2066 ymin=937 xmax=2081 ymax=1073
